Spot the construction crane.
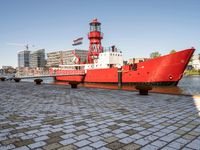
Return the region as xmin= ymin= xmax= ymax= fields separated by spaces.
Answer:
xmin=6 ymin=43 xmax=35 ymax=50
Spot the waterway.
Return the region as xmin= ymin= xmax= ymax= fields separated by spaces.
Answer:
xmin=21 ymin=76 xmax=200 ymax=95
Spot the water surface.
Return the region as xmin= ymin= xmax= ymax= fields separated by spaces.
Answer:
xmin=21 ymin=76 xmax=200 ymax=95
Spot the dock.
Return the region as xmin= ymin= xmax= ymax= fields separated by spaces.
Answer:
xmin=0 ymin=81 xmax=199 ymax=150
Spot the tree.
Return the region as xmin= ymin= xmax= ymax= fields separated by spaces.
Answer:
xmin=150 ymin=51 xmax=161 ymax=58
xmin=170 ymin=49 xmax=176 ymax=54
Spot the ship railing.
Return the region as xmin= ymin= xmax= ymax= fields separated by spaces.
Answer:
xmin=15 ymin=71 xmax=86 ymax=79
xmin=103 ymin=47 xmax=122 ymax=53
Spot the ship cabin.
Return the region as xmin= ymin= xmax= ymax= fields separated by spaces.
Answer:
xmin=85 ymin=47 xmax=123 ymax=70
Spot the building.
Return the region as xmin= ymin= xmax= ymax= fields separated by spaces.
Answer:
xmin=18 ymin=50 xmax=30 ymax=67
xmin=46 ymin=51 xmax=62 ymax=67
xmin=46 ymin=49 xmax=88 ymax=67
xmin=2 ymin=66 xmax=16 ymax=74
xmin=30 ymin=49 xmax=45 ymax=68
xmin=62 ymin=49 xmax=88 ymax=65
xmin=128 ymin=58 xmax=149 ymax=64
xmin=191 ymin=54 xmax=200 ymax=70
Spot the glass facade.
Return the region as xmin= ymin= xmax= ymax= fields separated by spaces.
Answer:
xmin=18 ymin=50 xmax=30 ymax=67
xmin=29 ymin=49 xmax=45 ymax=68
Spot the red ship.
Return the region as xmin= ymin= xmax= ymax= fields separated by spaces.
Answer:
xmin=50 ymin=19 xmax=195 ymax=86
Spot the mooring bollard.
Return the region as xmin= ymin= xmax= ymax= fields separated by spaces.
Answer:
xmin=0 ymin=77 xmax=6 ymax=81
xmin=34 ymin=79 xmax=43 ymax=85
xmin=68 ymin=81 xmax=80 ymax=88
xmin=13 ymin=77 xmax=21 ymax=82
xmin=135 ymin=85 xmax=153 ymax=95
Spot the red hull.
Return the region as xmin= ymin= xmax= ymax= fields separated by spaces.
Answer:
xmin=54 ymin=48 xmax=194 ymax=86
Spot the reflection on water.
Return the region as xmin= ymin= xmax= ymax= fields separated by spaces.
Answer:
xmin=80 ymin=83 xmax=184 ymax=95
xmin=22 ymin=76 xmax=200 ymax=95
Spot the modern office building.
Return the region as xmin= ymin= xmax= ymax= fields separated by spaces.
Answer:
xmin=62 ymin=49 xmax=88 ymax=65
xmin=46 ymin=49 xmax=88 ymax=67
xmin=30 ymin=49 xmax=45 ymax=68
xmin=18 ymin=50 xmax=30 ymax=67
xmin=46 ymin=51 xmax=63 ymax=67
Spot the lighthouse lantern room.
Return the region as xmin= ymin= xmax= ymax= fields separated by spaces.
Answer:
xmin=87 ymin=18 xmax=103 ymax=63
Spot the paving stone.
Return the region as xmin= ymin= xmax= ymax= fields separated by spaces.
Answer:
xmin=74 ymin=139 xmax=91 ymax=147
xmin=135 ymin=138 xmax=151 ymax=146
xmin=115 ymin=133 xmax=129 ymax=139
xmin=153 ymin=131 xmax=167 ymax=137
xmin=12 ymin=146 xmax=30 ymax=150
xmin=25 ymin=129 xmax=39 ymax=135
xmin=63 ymin=128 xmax=77 ymax=133
xmin=186 ymin=139 xmax=200 ymax=149
xmin=144 ymin=135 xmax=159 ymax=141
xmin=28 ymin=141 xmax=46 ymax=149
xmin=45 ymin=136 xmax=62 ymax=144
xmin=182 ymin=134 xmax=196 ymax=140
xmin=88 ymin=136 xmax=102 ymax=142
xmin=43 ymin=143 xmax=62 ymax=150
xmin=34 ymin=135 xmax=49 ymax=142
xmin=47 ymin=131 xmax=65 ymax=138
xmin=112 ymin=129 xmax=124 ymax=134
xmin=1 ymin=138 xmax=20 ymax=145
xmin=130 ymin=133 xmax=143 ymax=140
xmin=14 ymin=139 xmax=34 ymax=147
xmin=51 ymin=128 xmax=63 ymax=132
xmin=106 ymin=141 xmax=125 ymax=149
xmin=21 ymin=134 xmax=37 ymax=140
xmin=175 ymin=138 xmax=190 ymax=144
xmin=161 ymin=146 xmax=177 ymax=150
xmin=141 ymin=144 xmax=159 ymax=150
xmin=121 ymin=143 xmax=141 ymax=150
xmin=74 ymin=129 xmax=88 ymax=136
xmin=103 ymin=136 xmax=118 ymax=143
xmin=139 ymin=130 xmax=152 ymax=136
xmin=0 ymin=144 xmax=15 ymax=150
xmin=59 ymin=138 xmax=77 ymax=145
xmin=61 ymin=133 xmax=76 ymax=139
xmin=98 ymin=147 xmax=112 ymax=150
xmin=57 ymin=144 xmax=77 ymax=150
xmin=90 ymin=140 xmax=107 ymax=148
xmin=119 ymin=137 xmax=135 ymax=144
xmin=36 ymin=131 xmax=51 ymax=136
xmin=151 ymin=140 xmax=167 ymax=148
xmin=174 ymin=129 xmax=187 ymax=135
xmin=123 ymin=129 xmax=138 ymax=135
xmin=74 ymin=134 xmax=89 ymax=140
xmin=79 ymin=146 xmax=93 ymax=150
xmin=188 ymin=131 xmax=200 ymax=136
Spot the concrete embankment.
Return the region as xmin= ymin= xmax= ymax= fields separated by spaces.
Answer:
xmin=0 ymin=81 xmax=199 ymax=150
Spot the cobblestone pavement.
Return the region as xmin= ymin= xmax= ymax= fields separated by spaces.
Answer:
xmin=0 ymin=81 xmax=200 ymax=150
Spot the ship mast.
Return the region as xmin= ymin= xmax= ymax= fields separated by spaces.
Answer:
xmin=87 ymin=18 xmax=103 ymax=63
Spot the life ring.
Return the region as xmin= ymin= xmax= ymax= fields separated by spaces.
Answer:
xmin=169 ymin=75 xmax=173 ymax=80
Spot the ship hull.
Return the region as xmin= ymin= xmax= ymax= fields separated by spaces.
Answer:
xmin=54 ymin=48 xmax=194 ymax=86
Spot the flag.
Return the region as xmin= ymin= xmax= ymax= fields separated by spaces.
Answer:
xmin=72 ymin=37 xmax=83 ymax=46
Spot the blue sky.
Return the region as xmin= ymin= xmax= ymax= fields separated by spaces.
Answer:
xmin=0 ymin=0 xmax=200 ymax=67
